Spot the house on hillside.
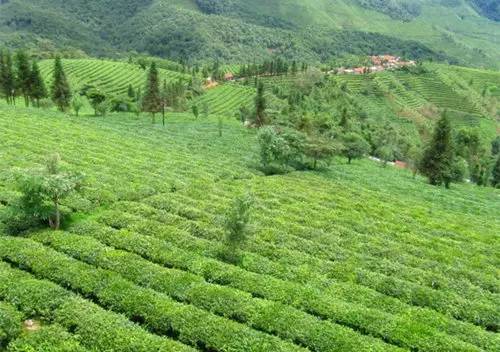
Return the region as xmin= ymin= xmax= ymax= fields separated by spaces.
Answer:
xmin=224 ymin=72 xmax=235 ymax=81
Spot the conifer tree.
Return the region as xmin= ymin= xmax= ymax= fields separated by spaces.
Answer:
xmin=51 ymin=57 xmax=72 ymax=111
xmin=15 ymin=51 xmax=32 ymax=107
xmin=161 ymin=79 xmax=168 ymax=126
xmin=255 ymin=80 xmax=266 ymax=127
xmin=0 ymin=50 xmax=15 ymax=104
xmin=142 ymin=62 xmax=161 ymax=123
xmin=29 ymin=61 xmax=47 ymax=107
xmin=492 ymin=155 xmax=500 ymax=188
xmin=420 ymin=111 xmax=455 ymax=188
xmin=127 ymin=84 xmax=135 ymax=99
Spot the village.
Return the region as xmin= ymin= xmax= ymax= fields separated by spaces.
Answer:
xmin=330 ymin=55 xmax=416 ymax=75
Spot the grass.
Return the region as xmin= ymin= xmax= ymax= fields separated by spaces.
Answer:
xmin=0 ymin=101 xmax=498 ymax=351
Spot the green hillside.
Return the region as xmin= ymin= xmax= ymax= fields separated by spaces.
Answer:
xmin=0 ymin=0 xmax=499 ymax=68
xmin=0 ymin=103 xmax=499 ymax=351
xmin=38 ymin=59 xmax=189 ymax=96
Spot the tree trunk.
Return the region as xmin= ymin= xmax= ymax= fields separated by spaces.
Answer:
xmin=152 ymin=113 xmax=156 ymax=124
xmin=53 ymin=199 xmax=60 ymax=230
xmin=348 ymin=157 xmax=352 ymax=164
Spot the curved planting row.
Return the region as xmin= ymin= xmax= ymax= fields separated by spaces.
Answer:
xmin=67 ymin=220 xmax=498 ymax=352
xmin=193 ymin=84 xmax=255 ymax=116
xmin=0 ymin=236 xmax=308 ymax=352
xmin=38 ymin=59 xmax=188 ymax=96
xmin=120 ymin=195 xmax=499 ymax=323
xmin=0 ymin=261 xmax=194 ymax=352
xmin=32 ymin=231 xmax=407 ymax=352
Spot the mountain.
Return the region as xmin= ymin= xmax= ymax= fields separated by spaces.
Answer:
xmin=0 ymin=0 xmax=499 ymax=68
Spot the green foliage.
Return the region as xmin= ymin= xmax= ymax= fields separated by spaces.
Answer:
xmin=0 ymin=302 xmax=23 ymax=349
xmin=420 ymin=112 xmax=456 ymax=188
xmin=142 ymin=62 xmax=161 ymax=122
xmin=221 ymin=194 xmax=253 ymax=262
xmin=6 ymin=324 xmax=88 ymax=352
xmin=71 ymin=94 xmax=84 ymax=116
xmin=191 ymin=104 xmax=199 ymax=119
xmin=342 ymin=132 xmax=370 ymax=164
xmin=3 ymin=153 xmax=83 ymax=233
xmin=492 ymin=155 xmax=500 ymax=187
xmin=257 ymin=127 xmax=292 ymax=173
xmin=0 ymin=49 xmax=15 ymax=104
xmin=29 ymin=61 xmax=48 ymax=106
xmin=0 ymin=105 xmax=499 ymax=351
xmin=14 ymin=50 xmax=32 ymax=107
xmin=51 ymin=57 xmax=72 ymax=112
xmin=86 ymin=88 xmax=106 ymax=116
xmin=254 ymin=81 xmax=266 ymax=127
xmin=355 ymin=0 xmax=422 ymax=21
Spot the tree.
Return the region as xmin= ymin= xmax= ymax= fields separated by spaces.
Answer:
xmin=406 ymin=145 xmax=422 ymax=178
xmin=304 ymin=136 xmax=337 ymax=169
xmin=221 ymin=194 xmax=253 ymax=263
xmin=51 ymin=57 xmax=72 ymax=112
xmin=86 ymin=88 xmax=106 ymax=116
xmin=376 ymin=145 xmax=395 ymax=167
xmin=420 ymin=112 xmax=455 ymax=188
xmin=0 ymin=49 xmax=15 ymax=104
xmin=255 ymin=81 xmax=266 ymax=127
xmin=142 ymin=62 xmax=162 ymax=123
xmin=15 ymin=51 xmax=32 ymax=107
xmin=257 ymin=127 xmax=290 ymax=170
xmin=192 ymin=104 xmax=199 ymax=119
xmin=4 ymin=153 xmax=83 ymax=233
xmin=71 ymin=95 xmax=84 ymax=117
xmin=339 ymin=107 xmax=350 ymax=132
xmin=492 ymin=155 xmax=500 ymax=188
xmin=127 ymin=84 xmax=135 ymax=99
xmin=96 ymin=100 xmax=109 ymax=117
xmin=29 ymin=61 xmax=47 ymax=107
xmin=342 ymin=132 xmax=370 ymax=164
xmin=491 ymin=136 xmax=500 ymax=155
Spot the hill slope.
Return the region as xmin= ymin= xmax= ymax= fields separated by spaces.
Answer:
xmin=0 ymin=104 xmax=498 ymax=351
xmin=0 ymin=0 xmax=499 ymax=68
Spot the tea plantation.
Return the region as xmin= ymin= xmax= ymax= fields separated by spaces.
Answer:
xmin=38 ymin=59 xmax=189 ymax=96
xmin=0 ymin=101 xmax=498 ymax=351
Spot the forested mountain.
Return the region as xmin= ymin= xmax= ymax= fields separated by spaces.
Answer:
xmin=0 ymin=0 xmax=500 ymax=67
xmin=0 ymin=0 xmax=499 ymax=67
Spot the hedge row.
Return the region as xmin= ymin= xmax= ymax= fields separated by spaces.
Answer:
xmin=0 ymin=302 xmax=23 ymax=348
xmin=69 ymin=221 xmax=499 ymax=351
xmin=96 ymin=208 xmax=499 ymax=332
xmin=0 ymin=236 xmax=307 ymax=352
xmin=32 ymin=231 xmax=405 ymax=352
xmin=6 ymin=324 xmax=88 ymax=352
xmin=108 ymin=196 xmax=497 ymax=301
xmin=0 ymin=261 xmax=195 ymax=352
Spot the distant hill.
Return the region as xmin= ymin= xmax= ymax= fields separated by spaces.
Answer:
xmin=0 ymin=0 xmax=499 ymax=68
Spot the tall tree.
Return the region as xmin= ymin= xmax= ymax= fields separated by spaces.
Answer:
xmin=127 ymin=84 xmax=135 ymax=99
xmin=15 ymin=51 xmax=32 ymax=107
xmin=51 ymin=57 xmax=72 ymax=112
xmin=255 ymin=80 xmax=266 ymax=127
xmin=29 ymin=61 xmax=47 ymax=107
xmin=492 ymin=155 xmax=500 ymax=188
xmin=0 ymin=50 xmax=15 ymax=104
xmin=142 ymin=62 xmax=161 ymax=124
xmin=420 ymin=112 xmax=455 ymax=188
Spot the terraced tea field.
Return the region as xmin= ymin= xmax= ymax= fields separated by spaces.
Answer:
xmin=192 ymin=83 xmax=256 ymax=116
xmin=38 ymin=59 xmax=189 ymax=96
xmin=0 ymin=102 xmax=498 ymax=351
